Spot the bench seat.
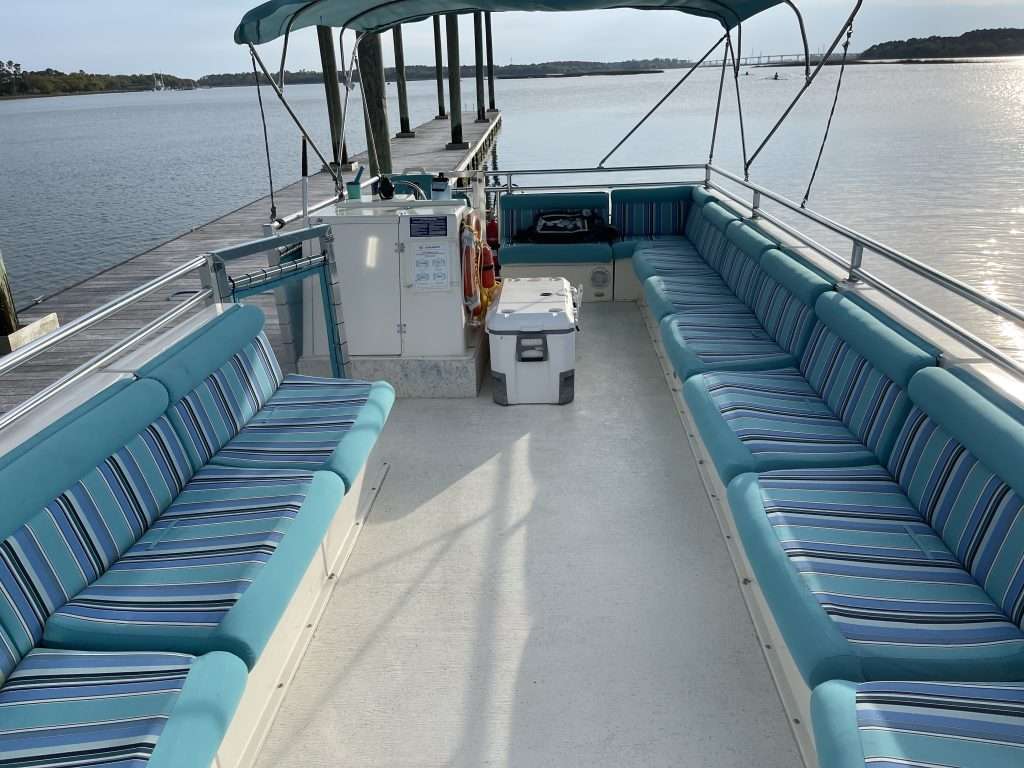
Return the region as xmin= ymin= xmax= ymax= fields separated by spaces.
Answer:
xmin=686 ymin=292 xmax=934 ymax=483
xmin=45 ymin=464 xmax=345 ymax=668
xmin=643 ymin=274 xmax=747 ymax=320
xmin=211 ymin=375 xmax=395 ymax=490
xmin=660 ymin=311 xmax=797 ymax=380
xmin=498 ymin=242 xmax=612 ymax=265
xmin=0 ymin=649 xmax=245 ymax=768
xmin=613 ymin=234 xmax=691 ymax=261
xmin=730 ymin=466 xmax=1024 ymax=685
xmin=812 ymin=679 xmax=1024 ymax=768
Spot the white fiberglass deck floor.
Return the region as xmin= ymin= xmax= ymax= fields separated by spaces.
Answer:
xmin=256 ymin=302 xmax=802 ymax=767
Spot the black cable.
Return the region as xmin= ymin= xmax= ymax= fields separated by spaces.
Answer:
xmin=801 ymin=25 xmax=854 ymax=208
xmin=727 ymin=34 xmax=749 ymax=178
xmin=708 ymin=47 xmax=729 ymax=165
xmin=251 ymin=50 xmax=277 ymax=221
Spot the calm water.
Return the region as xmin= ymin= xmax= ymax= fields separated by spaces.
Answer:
xmin=1 ymin=61 xmax=1023 ymax=355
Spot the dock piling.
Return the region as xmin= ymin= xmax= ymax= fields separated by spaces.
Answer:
xmin=357 ymin=32 xmax=393 ymax=175
xmin=485 ymin=12 xmax=497 ymax=111
xmin=0 ymin=249 xmax=18 ymax=338
xmin=392 ymin=25 xmax=415 ymax=138
xmin=433 ymin=16 xmax=447 ymax=120
xmin=317 ymin=25 xmax=345 ymax=176
xmin=445 ymin=14 xmax=470 ymax=150
xmin=473 ymin=13 xmax=487 ymax=123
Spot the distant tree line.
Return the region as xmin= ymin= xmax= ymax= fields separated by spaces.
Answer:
xmin=861 ymin=28 xmax=1024 ymax=60
xmin=0 ymin=61 xmax=194 ymax=97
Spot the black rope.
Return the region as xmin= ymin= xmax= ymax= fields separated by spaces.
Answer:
xmin=251 ymin=50 xmax=277 ymax=221
xmin=727 ymin=34 xmax=749 ymax=178
xmin=708 ymin=48 xmax=729 ymax=165
xmin=801 ymin=25 xmax=854 ymax=208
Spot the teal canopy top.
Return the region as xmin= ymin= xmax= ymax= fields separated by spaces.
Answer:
xmin=235 ymin=0 xmax=784 ymax=44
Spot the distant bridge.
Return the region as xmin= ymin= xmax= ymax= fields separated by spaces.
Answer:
xmin=701 ymin=53 xmax=858 ymax=69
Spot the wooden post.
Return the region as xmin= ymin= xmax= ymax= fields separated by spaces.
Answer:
xmin=392 ymin=25 xmax=415 ymax=138
xmin=485 ymin=12 xmax=497 ymax=111
xmin=473 ymin=12 xmax=487 ymax=122
xmin=445 ymin=13 xmax=469 ymax=150
xmin=0 ymin=249 xmax=18 ymax=338
xmin=317 ymin=25 xmax=344 ymax=174
xmin=433 ymin=16 xmax=447 ymax=120
xmin=357 ymin=32 xmax=393 ymax=176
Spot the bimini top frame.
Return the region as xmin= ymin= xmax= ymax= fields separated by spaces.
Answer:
xmin=234 ymin=0 xmax=784 ymax=42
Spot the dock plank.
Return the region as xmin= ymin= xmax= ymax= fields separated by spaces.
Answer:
xmin=0 ymin=113 xmax=500 ymax=415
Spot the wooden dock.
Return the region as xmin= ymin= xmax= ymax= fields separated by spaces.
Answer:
xmin=0 ymin=111 xmax=501 ymax=414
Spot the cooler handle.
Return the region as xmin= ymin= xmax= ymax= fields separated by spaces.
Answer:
xmin=516 ymin=334 xmax=549 ymax=363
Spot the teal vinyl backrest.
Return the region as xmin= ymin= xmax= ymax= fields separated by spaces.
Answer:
xmin=716 ymin=222 xmax=777 ymax=306
xmin=139 ymin=303 xmax=266 ymax=403
xmin=752 ymin=249 xmax=833 ymax=356
xmin=800 ymin=293 xmax=936 ymax=462
xmin=888 ymin=367 xmax=1024 ymax=625
xmin=498 ymin=191 xmax=610 ymax=243
xmin=689 ymin=202 xmax=741 ymax=272
xmin=610 ymin=185 xmax=693 ymax=238
xmin=0 ymin=379 xmax=170 ymax=539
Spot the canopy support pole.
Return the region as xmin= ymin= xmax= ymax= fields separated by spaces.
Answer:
xmin=784 ymin=0 xmax=811 ymax=80
xmin=433 ymin=16 xmax=447 ymax=119
xmin=473 ymin=12 xmax=488 ymax=122
xmin=248 ymin=44 xmax=340 ymax=187
xmin=357 ymin=32 xmax=393 ymax=175
xmin=707 ymin=44 xmax=729 ymax=167
xmin=445 ymin=14 xmax=469 ymax=150
xmin=726 ymin=33 xmax=749 ymax=176
xmin=598 ymin=32 xmax=726 ymax=168
xmin=317 ymin=25 xmax=344 ymax=182
xmin=745 ymin=0 xmax=864 ymax=174
xmin=393 ymin=25 xmax=415 ymax=137
xmin=485 ymin=12 xmax=497 ymax=111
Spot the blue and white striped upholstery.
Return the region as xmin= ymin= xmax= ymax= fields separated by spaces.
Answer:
xmin=688 ymin=213 xmax=731 ymax=273
xmin=611 ymin=198 xmax=686 ymax=238
xmin=752 ymin=274 xmax=819 ymax=356
xmin=0 ymin=416 xmax=192 ymax=665
xmin=717 ymin=240 xmax=769 ymax=307
xmin=889 ymin=407 xmax=1024 ymax=627
xmin=800 ymin=322 xmax=911 ymax=461
xmin=854 ymin=681 xmax=1024 ymax=767
xmin=168 ymin=332 xmax=283 ymax=471
xmin=0 ymin=649 xmax=192 ymax=767
xmin=660 ymin=311 xmax=793 ymax=377
xmin=632 ymin=243 xmax=711 ymax=282
xmin=644 ymin=274 xmax=749 ymax=320
xmin=213 ymin=375 xmax=372 ymax=470
xmin=49 ymin=465 xmax=311 ymax=635
xmin=759 ymin=466 xmax=1024 ymax=649
xmin=702 ymin=368 xmax=878 ymax=464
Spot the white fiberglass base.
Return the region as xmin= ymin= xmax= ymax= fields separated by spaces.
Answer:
xmin=255 ymin=302 xmax=803 ymax=768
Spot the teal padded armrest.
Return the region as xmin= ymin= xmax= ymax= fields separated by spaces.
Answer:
xmin=140 ymin=304 xmax=266 ymax=402
xmin=148 ymin=652 xmax=248 ymax=768
xmin=500 ymin=242 xmax=612 ymax=265
xmin=0 ymin=379 xmax=168 ymax=538
xmin=690 ymin=186 xmax=718 ymax=208
xmin=909 ymin=367 xmax=1024 ymax=501
xmin=814 ymin=292 xmax=935 ymax=390
xmin=325 ymin=381 xmax=396 ymax=489
xmin=810 ymin=681 xmax=866 ymax=768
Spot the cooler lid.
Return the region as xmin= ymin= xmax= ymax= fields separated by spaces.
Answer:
xmin=487 ymin=277 xmax=576 ymax=334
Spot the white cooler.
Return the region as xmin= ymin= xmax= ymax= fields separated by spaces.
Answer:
xmin=487 ymin=277 xmax=579 ymax=405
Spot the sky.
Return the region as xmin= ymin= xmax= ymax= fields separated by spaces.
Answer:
xmin=1 ymin=1 xmax=1023 ymax=78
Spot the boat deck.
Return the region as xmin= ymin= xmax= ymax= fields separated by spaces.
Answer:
xmin=256 ymin=301 xmax=802 ymax=767
xmin=0 ymin=111 xmax=501 ymax=414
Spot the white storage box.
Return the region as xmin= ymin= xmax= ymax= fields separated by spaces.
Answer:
xmin=487 ymin=277 xmax=579 ymax=405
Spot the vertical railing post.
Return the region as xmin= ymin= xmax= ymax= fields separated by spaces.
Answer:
xmin=849 ymin=241 xmax=864 ymax=282
xmin=751 ymin=190 xmax=761 ymax=219
xmin=392 ymin=25 xmax=415 ymax=138
xmin=433 ymin=16 xmax=447 ymax=120
xmin=485 ymin=11 xmax=497 ymax=111
xmin=445 ymin=14 xmax=469 ymax=149
xmin=473 ymin=12 xmax=487 ymax=123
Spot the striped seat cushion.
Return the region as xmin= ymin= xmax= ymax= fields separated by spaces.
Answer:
xmin=759 ymin=466 xmax=1024 ymax=649
xmin=48 ymin=465 xmax=312 ymax=637
xmin=855 ymin=681 xmax=1024 ymax=766
xmin=660 ymin=310 xmax=794 ymax=379
xmin=168 ymin=332 xmax=283 ymax=471
xmin=632 ymin=244 xmax=711 ymax=282
xmin=703 ymin=368 xmax=878 ymax=464
xmin=0 ymin=649 xmax=193 ymax=767
xmin=212 ymin=375 xmax=372 ymax=471
xmin=800 ymin=322 xmax=910 ymax=461
xmin=689 ymin=215 xmax=731 ymax=273
xmin=0 ymin=416 xmax=192 ymax=670
xmin=889 ymin=407 xmax=1024 ymax=628
xmin=644 ymin=274 xmax=749 ymax=320
xmin=717 ymin=240 xmax=769 ymax=307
